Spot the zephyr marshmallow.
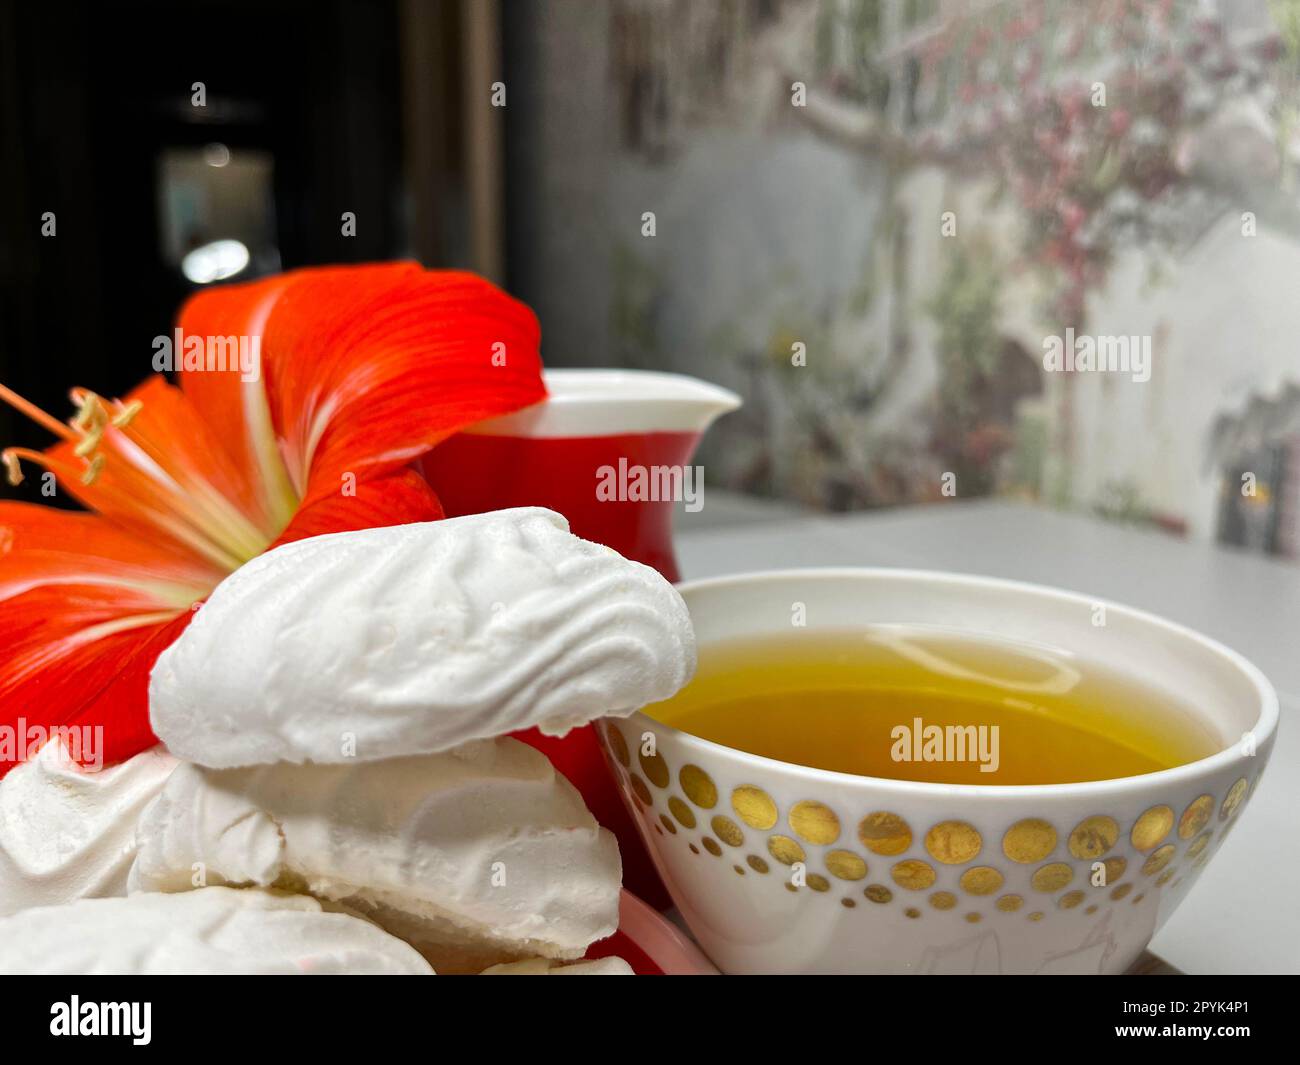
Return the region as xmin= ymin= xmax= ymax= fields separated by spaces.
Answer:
xmin=130 ymin=737 xmax=622 ymax=973
xmin=148 ymin=508 xmax=696 ymax=768
xmin=0 ymin=887 xmax=433 ymax=974
xmin=0 ymin=739 xmax=176 ymax=917
xmin=479 ymin=956 xmax=635 ymax=975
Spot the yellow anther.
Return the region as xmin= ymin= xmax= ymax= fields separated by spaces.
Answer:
xmin=2 ymin=450 xmax=22 ymax=486
xmin=71 ymin=390 xmax=107 ymax=433
xmin=74 ymin=428 xmax=103 ymax=458
xmin=111 ymin=400 xmax=144 ymax=428
xmin=81 ymin=454 xmax=105 ymax=486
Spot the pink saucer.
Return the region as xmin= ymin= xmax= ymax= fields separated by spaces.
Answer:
xmin=583 ymin=891 xmax=718 ymax=975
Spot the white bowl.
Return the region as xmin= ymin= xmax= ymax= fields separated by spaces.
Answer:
xmin=597 ymin=569 xmax=1277 ymax=974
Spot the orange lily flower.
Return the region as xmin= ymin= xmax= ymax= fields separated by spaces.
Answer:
xmin=0 ymin=263 xmax=544 ymax=776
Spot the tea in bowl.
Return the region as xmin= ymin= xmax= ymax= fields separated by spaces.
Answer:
xmin=597 ymin=569 xmax=1277 ymax=974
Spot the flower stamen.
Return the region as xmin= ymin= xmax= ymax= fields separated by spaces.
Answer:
xmin=74 ymin=430 xmax=103 ymax=458
xmin=103 ymin=402 xmax=272 ymax=561
xmin=3 ymin=449 xmax=24 ymax=486
xmin=1 ymin=446 xmax=86 ymax=489
xmin=111 ymin=400 xmax=144 ymax=428
xmin=3 ymin=381 xmax=256 ymax=570
xmin=0 ymin=383 xmax=77 ymax=442
xmin=70 ymin=389 xmax=107 ymax=434
xmin=82 ymin=454 xmax=105 ymax=486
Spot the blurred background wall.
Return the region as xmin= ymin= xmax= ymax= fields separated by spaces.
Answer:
xmin=505 ymin=0 xmax=1300 ymax=560
xmin=3 ymin=0 xmax=1299 ymax=560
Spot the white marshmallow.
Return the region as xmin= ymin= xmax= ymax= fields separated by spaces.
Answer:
xmin=0 ymin=887 xmax=433 ymax=974
xmin=129 ymin=737 xmax=622 ymax=973
xmin=148 ymin=508 xmax=695 ymax=768
xmin=0 ymin=739 xmax=176 ymax=917
xmin=480 ymin=956 xmax=635 ymax=975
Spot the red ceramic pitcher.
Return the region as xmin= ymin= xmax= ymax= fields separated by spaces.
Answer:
xmin=420 ymin=368 xmax=739 ymax=908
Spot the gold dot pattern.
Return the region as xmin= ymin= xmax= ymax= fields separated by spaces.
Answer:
xmin=711 ymin=815 xmax=744 ymax=848
xmin=924 ymin=821 xmax=982 ymax=864
xmin=1131 ymin=805 xmax=1174 ymax=851
xmin=891 ymin=859 xmax=937 ymax=891
xmin=1068 ymin=815 xmax=1119 ymax=860
xmin=1141 ymin=844 xmax=1175 ymax=876
xmin=858 ymin=812 xmax=912 ymax=855
xmin=1101 ymin=857 xmax=1127 ymax=885
xmin=639 ymin=748 xmax=670 ymax=789
xmin=679 ymin=765 xmax=718 ymax=809
xmin=629 ymin=773 xmax=652 ymax=806
xmin=1003 ymin=819 xmax=1057 ymax=863
xmin=767 ymin=835 xmax=805 ymax=866
xmin=667 ymin=796 xmax=696 ymax=829
xmin=825 ymin=850 xmax=868 ymax=881
xmin=1031 ymin=863 xmax=1074 ymax=893
xmin=606 ymin=725 xmax=630 ymax=767
xmin=959 ymin=866 xmax=1005 ymax=896
xmin=732 ymin=786 xmax=778 ymax=830
xmin=1220 ymin=778 xmax=1248 ymax=821
xmin=789 ymin=800 xmax=840 ymax=845
xmin=1178 ymin=795 xmax=1213 ymax=839
xmin=618 ymin=751 xmax=1250 ymax=925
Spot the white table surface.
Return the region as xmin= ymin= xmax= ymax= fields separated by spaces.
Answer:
xmin=673 ymin=496 xmax=1299 ymax=975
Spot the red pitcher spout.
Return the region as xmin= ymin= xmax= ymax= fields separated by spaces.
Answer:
xmin=465 ymin=368 xmax=742 ymax=439
xmin=420 ymin=369 xmax=740 ymax=581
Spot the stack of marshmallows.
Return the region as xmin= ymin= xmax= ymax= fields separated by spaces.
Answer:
xmin=0 ymin=508 xmax=696 ymax=974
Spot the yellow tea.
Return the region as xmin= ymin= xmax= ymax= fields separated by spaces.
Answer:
xmin=643 ymin=627 xmax=1220 ymax=785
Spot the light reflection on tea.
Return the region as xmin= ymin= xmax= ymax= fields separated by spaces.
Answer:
xmin=643 ymin=627 xmax=1220 ymax=785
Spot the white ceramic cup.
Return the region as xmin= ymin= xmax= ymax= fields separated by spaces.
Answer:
xmin=596 ymin=569 xmax=1278 ymax=974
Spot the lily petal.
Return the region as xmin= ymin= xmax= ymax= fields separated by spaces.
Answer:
xmin=0 ymin=585 xmax=190 ymax=776
xmin=0 ymin=503 xmax=205 ymax=775
xmin=0 ymin=502 xmax=216 ymax=609
xmin=178 ymin=262 xmax=545 ymax=515
xmin=169 ymin=275 xmax=298 ymax=534
xmin=269 ymin=468 xmax=444 ymax=549
xmin=49 ymin=611 xmax=194 ymax=770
